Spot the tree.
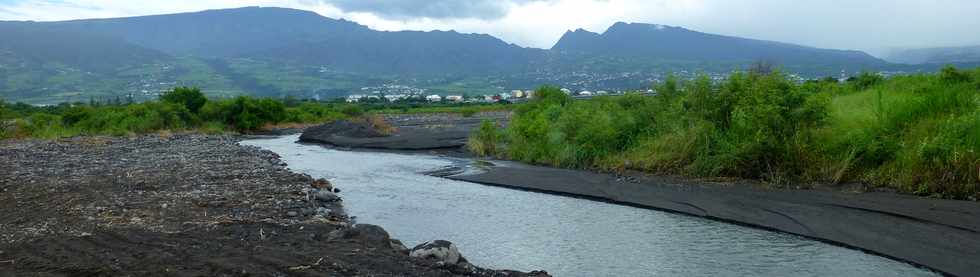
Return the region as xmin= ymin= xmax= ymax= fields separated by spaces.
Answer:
xmin=849 ymin=72 xmax=884 ymax=90
xmin=749 ymin=60 xmax=776 ymax=75
xmin=160 ymin=87 xmax=208 ymax=113
xmin=939 ymin=65 xmax=971 ymax=84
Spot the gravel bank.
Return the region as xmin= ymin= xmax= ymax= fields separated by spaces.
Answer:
xmin=0 ymin=134 xmax=546 ymax=276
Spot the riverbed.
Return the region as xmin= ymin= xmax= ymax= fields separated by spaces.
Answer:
xmin=242 ymin=135 xmax=938 ymax=277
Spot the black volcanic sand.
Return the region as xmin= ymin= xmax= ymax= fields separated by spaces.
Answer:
xmin=0 ymin=135 xmax=546 ymax=277
xmin=449 ymin=161 xmax=980 ymax=277
xmin=299 ymin=113 xmax=509 ymax=151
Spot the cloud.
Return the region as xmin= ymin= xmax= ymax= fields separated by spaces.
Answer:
xmin=0 ymin=0 xmax=978 ymax=56
xmin=321 ymin=0 xmax=546 ymax=20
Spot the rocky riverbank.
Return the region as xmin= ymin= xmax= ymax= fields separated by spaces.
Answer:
xmin=0 ymin=134 xmax=547 ymax=276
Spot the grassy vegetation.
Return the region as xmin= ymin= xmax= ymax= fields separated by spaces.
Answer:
xmin=0 ymin=87 xmax=348 ymax=139
xmin=470 ymin=66 xmax=980 ymax=199
xmin=0 ymin=87 xmax=516 ymax=140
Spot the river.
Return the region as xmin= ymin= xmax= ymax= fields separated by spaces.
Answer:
xmin=242 ymin=135 xmax=938 ymax=277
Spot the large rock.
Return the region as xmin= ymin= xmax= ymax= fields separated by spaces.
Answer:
xmin=311 ymin=189 xmax=340 ymax=203
xmin=311 ymin=178 xmax=333 ymax=190
xmin=327 ymin=224 xmax=408 ymax=253
xmin=410 ymin=240 xmax=463 ymax=265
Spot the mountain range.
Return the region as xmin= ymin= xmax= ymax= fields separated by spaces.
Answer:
xmin=885 ymin=45 xmax=980 ymax=65
xmin=0 ymin=6 xmax=954 ymax=103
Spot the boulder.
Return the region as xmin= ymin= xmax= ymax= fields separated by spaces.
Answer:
xmin=313 ymin=189 xmax=340 ymax=202
xmin=312 ymin=178 xmax=333 ymax=190
xmin=327 ymin=224 xmax=392 ymax=245
xmin=389 ymin=239 xmax=409 ymax=254
xmin=410 ymin=240 xmax=463 ymax=265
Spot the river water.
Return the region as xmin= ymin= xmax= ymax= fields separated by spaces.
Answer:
xmin=242 ymin=135 xmax=937 ymax=277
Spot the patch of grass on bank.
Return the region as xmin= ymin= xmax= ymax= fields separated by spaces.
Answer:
xmin=470 ymin=66 xmax=979 ymax=199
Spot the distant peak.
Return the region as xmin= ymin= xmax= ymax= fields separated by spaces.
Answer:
xmin=604 ymin=22 xmax=681 ymax=35
xmin=563 ymin=28 xmax=599 ymax=36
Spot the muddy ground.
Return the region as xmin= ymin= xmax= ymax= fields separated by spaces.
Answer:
xmin=0 ymin=134 xmax=546 ymax=276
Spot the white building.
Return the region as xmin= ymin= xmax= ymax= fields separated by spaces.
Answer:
xmin=346 ymin=94 xmax=366 ymax=103
xmin=578 ymin=91 xmax=593 ymax=96
xmin=384 ymin=94 xmax=407 ymax=102
xmin=426 ymin=95 xmax=443 ymax=102
xmin=446 ymin=95 xmax=464 ymax=102
xmin=500 ymin=92 xmax=512 ymax=99
xmin=525 ymin=90 xmax=535 ymax=98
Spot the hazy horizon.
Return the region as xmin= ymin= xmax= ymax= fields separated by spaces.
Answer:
xmin=1 ymin=0 xmax=979 ymax=57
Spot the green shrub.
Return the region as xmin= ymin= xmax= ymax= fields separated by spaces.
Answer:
xmin=24 ymin=113 xmax=73 ymax=138
xmin=849 ymin=72 xmax=885 ymax=90
xmin=939 ymin=65 xmax=972 ymax=84
xmin=0 ymin=99 xmax=8 ymax=119
xmin=160 ymin=87 xmax=208 ymax=113
xmin=480 ymin=68 xmax=979 ymax=199
xmin=202 ymin=96 xmax=286 ymax=131
xmin=285 ymin=102 xmax=345 ymax=123
xmin=506 ymin=85 xmax=656 ymax=168
xmin=468 ymin=119 xmax=502 ymax=156
xmin=340 ymin=104 xmax=365 ymax=117
xmin=61 ymin=106 xmax=95 ymax=126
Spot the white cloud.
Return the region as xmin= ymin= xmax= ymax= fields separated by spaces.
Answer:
xmin=1 ymin=0 xmax=978 ymax=55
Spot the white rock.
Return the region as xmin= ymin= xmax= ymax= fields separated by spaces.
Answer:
xmin=410 ymin=240 xmax=462 ymax=265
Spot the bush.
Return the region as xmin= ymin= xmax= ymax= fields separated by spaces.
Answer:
xmin=24 ymin=113 xmax=72 ymax=138
xmin=480 ymin=68 xmax=979 ymax=199
xmin=340 ymin=104 xmax=365 ymax=117
xmin=505 ymin=85 xmax=656 ymax=168
xmin=61 ymin=106 xmax=95 ymax=126
xmin=285 ymin=102 xmax=345 ymax=123
xmin=202 ymin=96 xmax=286 ymax=131
xmin=468 ymin=119 xmax=502 ymax=157
xmin=939 ymin=65 xmax=972 ymax=84
xmin=849 ymin=72 xmax=885 ymax=90
xmin=0 ymin=99 xmax=8 ymax=119
xmin=160 ymin=87 xmax=208 ymax=113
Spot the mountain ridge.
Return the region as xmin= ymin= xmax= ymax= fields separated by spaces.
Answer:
xmin=886 ymin=45 xmax=980 ymax=64
xmin=0 ymin=7 xmax=927 ymax=103
xmin=552 ymin=22 xmax=885 ymax=67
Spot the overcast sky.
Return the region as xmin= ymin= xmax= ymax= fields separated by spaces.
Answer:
xmin=1 ymin=0 xmax=978 ymax=56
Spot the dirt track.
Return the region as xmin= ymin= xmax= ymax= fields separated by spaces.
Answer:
xmin=0 ymin=134 xmax=546 ymax=276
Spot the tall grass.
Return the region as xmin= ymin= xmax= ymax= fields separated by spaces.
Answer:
xmin=471 ymin=66 xmax=979 ymax=199
xmin=0 ymin=88 xmax=348 ymax=139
